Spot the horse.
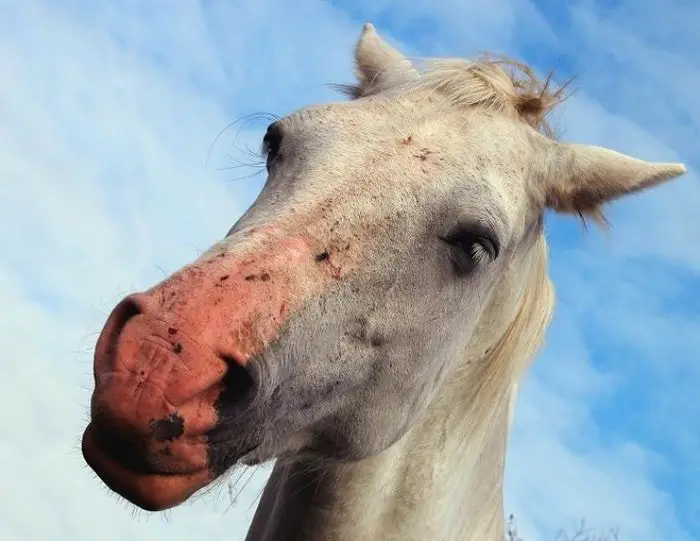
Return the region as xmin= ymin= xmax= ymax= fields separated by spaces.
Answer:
xmin=81 ymin=23 xmax=686 ymax=541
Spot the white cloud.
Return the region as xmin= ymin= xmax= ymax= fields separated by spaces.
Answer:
xmin=505 ymin=303 xmax=694 ymax=541
xmin=1 ymin=1 xmax=698 ymax=540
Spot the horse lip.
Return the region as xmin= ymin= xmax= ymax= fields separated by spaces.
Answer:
xmin=82 ymin=423 xmax=213 ymax=511
xmin=88 ymin=417 xmax=207 ymax=475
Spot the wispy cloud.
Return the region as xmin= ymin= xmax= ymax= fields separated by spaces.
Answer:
xmin=1 ymin=1 xmax=697 ymax=540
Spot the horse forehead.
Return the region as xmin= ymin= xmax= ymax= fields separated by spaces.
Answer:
xmin=310 ymin=100 xmax=532 ymax=171
xmin=274 ymin=101 xmax=534 ymax=229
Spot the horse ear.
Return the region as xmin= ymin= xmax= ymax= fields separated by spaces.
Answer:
xmin=353 ymin=23 xmax=419 ymax=97
xmin=537 ymin=137 xmax=686 ymax=219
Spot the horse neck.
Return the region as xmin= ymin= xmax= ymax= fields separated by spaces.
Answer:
xmin=245 ymin=238 xmax=554 ymax=541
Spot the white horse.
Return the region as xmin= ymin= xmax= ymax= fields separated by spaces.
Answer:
xmin=81 ymin=24 xmax=686 ymax=541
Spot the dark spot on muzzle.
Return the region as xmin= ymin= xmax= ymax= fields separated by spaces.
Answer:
xmin=150 ymin=413 xmax=185 ymax=442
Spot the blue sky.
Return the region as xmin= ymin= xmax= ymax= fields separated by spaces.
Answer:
xmin=1 ymin=1 xmax=698 ymax=540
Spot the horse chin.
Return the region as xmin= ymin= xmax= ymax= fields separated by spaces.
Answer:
xmin=81 ymin=423 xmax=214 ymax=512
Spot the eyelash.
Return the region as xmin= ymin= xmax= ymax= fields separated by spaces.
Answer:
xmin=440 ymin=229 xmax=499 ymax=275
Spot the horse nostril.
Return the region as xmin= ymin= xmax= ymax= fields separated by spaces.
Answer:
xmin=218 ymin=356 xmax=257 ymax=409
xmin=109 ymin=297 xmax=142 ymax=333
xmin=94 ymin=296 xmax=143 ymax=374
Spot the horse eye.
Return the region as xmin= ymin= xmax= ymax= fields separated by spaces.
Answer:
xmin=440 ymin=226 xmax=499 ymax=276
xmin=262 ymin=123 xmax=283 ymax=169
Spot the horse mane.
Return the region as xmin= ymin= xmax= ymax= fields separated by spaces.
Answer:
xmin=338 ymin=55 xmax=572 ymax=139
xmin=456 ymin=235 xmax=555 ymax=422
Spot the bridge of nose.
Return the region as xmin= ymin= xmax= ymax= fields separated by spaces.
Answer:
xmin=135 ymin=234 xmax=319 ymax=364
xmin=92 ymin=231 xmax=324 ymax=422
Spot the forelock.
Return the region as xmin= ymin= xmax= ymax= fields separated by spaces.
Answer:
xmin=337 ymin=55 xmax=573 ymax=139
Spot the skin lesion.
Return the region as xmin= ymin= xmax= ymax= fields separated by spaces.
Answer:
xmin=314 ymin=247 xmax=348 ymax=279
xmin=413 ymin=148 xmax=437 ymax=162
xmin=397 ymin=133 xmax=442 ymax=173
xmin=244 ymin=272 xmax=271 ymax=282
